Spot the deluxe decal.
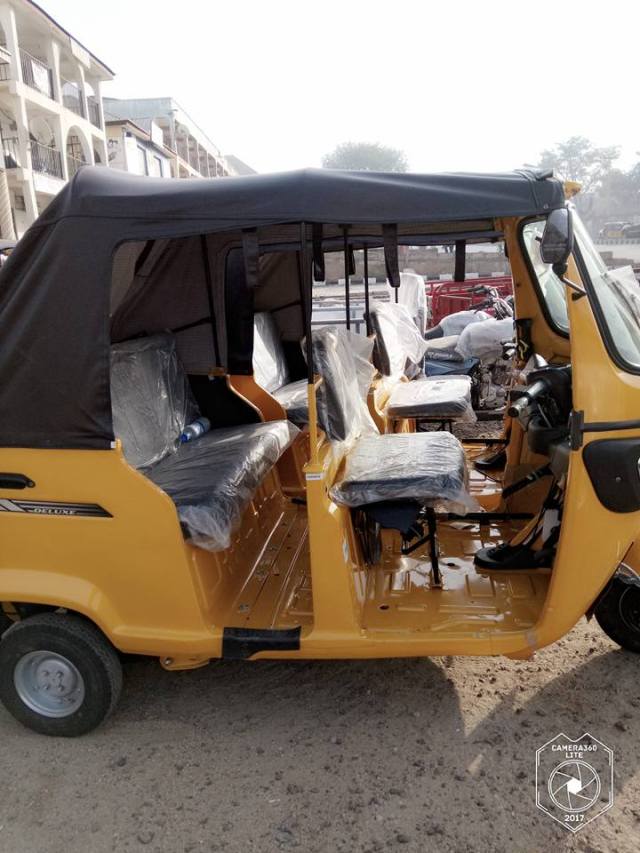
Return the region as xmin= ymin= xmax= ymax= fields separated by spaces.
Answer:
xmin=0 ymin=499 xmax=111 ymax=517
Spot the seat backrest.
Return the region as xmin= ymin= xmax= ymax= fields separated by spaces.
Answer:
xmin=311 ymin=327 xmax=375 ymax=445
xmin=369 ymin=300 xmax=428 ymax=379
xmin=110 ymin=332 xmax=197 ymax=469
xmin=253 ymin=312 xmax=290 ymax=393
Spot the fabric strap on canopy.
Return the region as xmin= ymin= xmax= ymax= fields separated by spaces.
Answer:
xmin=383 ymin=223 xmax=400 ymax=288
xmin=312 ymin=223 xmax=325 ymax=282
xmin=454 ymin=239 xmax=466 ymax=282
xmin=242 ymin=228 xmax=259 ymax=290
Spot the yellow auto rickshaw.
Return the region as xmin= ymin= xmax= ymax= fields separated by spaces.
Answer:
xmin=0 ymin=166 xmax=638 ymax=737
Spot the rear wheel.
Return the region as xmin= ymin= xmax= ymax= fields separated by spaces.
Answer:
xmin=595 ymin=577 xmax=640 ymax=653
xmin=0 ymin=613 xmax=122 ymax=736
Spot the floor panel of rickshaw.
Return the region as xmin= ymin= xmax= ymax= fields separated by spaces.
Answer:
xmin=464 ymin=443 xmax=504 ymax=506
xmin=227 ymin=502 xmax=314 ymax=630
xmin=225 ymin=498 xmax=549 ymax=637
xmin=362 ymin=519 xmax=550 ymax=634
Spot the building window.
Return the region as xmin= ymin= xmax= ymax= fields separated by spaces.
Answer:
xmin=149 ymin=154 xmax=163 ymax=177
xmin=136 ymin=144 xmax=148 ymax=176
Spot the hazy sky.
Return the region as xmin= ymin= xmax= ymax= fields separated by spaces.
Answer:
xmin=40 ymin=0 xmax=638 ymax=174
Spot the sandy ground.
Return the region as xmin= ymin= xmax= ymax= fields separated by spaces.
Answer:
xmin=1 ymin=423 xmax=639 ymax=853
xmin=0 ymin=621 xmax=638 ymax=853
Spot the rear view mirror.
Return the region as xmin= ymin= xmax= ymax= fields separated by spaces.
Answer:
xmin=540 ymin=207 xmax=574 ymax=274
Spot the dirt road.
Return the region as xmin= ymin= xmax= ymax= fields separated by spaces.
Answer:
xmin=0 ymin=617 xmax=638 ymax=853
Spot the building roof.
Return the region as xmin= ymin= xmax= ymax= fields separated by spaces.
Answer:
xmin=225 ymin=154 xmax=257 ymax=176
xmin=104 ymin=117 xmax=169 ymax=157
xmin=27 ymin=0 xmax=114 ymax=77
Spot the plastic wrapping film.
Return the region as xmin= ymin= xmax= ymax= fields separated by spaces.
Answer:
xmin=369 ymin=300 xmax=428 ymax=378
xmin=438 ymin=309 xmax=490 ymax=337
xmin=272 ymin=379 xmax=309 ymax=426
xmin=389 ymin=272 xmax=428 ymax=335
xmin=386 ymin=376 xmax=475 ymax=422
xmin=147 ymin=421 xmax=298 ymax=551
xmin=456 ymin=317 xmax=514 ymax=360
xmin=253 ymin=312 xmax=291 ymax=393
xmin=330 ymin=431 xmax=476 ymax=513
xmin=424 ymin=334 xmax=463 ymax=362
xmin=344 ymin=328 xmax=376 ymax=400
xmin=110 ymin=333 xmax=198 ymax=469
xmin=310 ymin=326 xmax=377 ymax=445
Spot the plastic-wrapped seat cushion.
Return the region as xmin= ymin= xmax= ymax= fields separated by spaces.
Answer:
xmin=330 ymin=431 xmax=473 ymax=512
xmin=147 ymin=421 xmax=297 ymax=551
xmin=386 ymin=376 xmax=475 ymax=422
xmin=110 ymin=333 xmax=198 ymax=469
xmin=456 ymin=317 xmax=514 ymax=360
xmin=254 ymin=312 xmax=309 ymax=425
xmin=369 ymin=300 xmax=428 ymax=378
xmin=272 ymin=379 xmax=309 ymax=426
xmin=424 ymin=334 xmax=463 ymax=362
xmin=438 ymin=309 xmax=490 ymax=337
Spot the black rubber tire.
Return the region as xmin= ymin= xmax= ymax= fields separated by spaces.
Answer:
xmin=0 ymin=613 xmax=123 ymax=736
xmin=0 ymin=609 xmax=11 ymax=637
xmin=595 ymin=578 xmax=640 ymax=653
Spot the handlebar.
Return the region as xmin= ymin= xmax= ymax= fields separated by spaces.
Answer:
xmin=507 ymin=379 xmax=548 ymax=419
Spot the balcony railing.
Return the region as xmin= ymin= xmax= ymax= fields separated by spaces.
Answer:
xmin=0 ymin=45 xmax=11 ymax=81
xmin=87 ymin=96 xmax=101 ymax=128
xmin=1 ymin=136 xmax=20 ymax=168
xmin=61 ymin=78 xmax=85 ymax=118
xmin=31 ymin=140 xmax=63 ymax=179
xmin=66 ymin=154 xmax=86 ymax=179
xmin=20 ymin=49 xmax=53 ymax=99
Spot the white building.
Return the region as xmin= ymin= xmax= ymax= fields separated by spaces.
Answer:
xmin=103 ymin=97 xmax=231 ymax=180
xmin=0 ymin=0 xmax=113 ymax=236
xmin=105 ymin=116 xmax=172 ymax=179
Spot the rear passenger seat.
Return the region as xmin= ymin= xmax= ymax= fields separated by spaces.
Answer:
xmin=253 ymin=312 xmax=309 ymax=426
xmin=110 ymin=333 xmax=296 ymax=552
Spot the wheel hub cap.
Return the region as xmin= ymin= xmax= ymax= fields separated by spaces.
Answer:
xmin=14 ymin=650 xmax=85 ymax=718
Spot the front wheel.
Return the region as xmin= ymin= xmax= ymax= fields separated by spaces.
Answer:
xmin=595 ymin=576 xmax=640 ymax=653
xmin=0 ymin=613 xmax=122 ymax=736
xmin=0 ymin=608 xmax=11 ymax=637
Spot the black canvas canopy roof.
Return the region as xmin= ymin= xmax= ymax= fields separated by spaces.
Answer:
xmin=0 ymin=166 xmax=564 ymax=450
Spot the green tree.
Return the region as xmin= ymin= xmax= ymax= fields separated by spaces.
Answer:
xmin=322 ymin=141 xmax=408 ymax=172
xmin=537 ymin=136 xmax=620 ymax=193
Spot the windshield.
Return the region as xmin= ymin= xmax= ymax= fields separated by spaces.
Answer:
xmin=521 ymin=220 xmax=569 ymax=332
xmin=573 ymin=213 xmax=640 ymax=371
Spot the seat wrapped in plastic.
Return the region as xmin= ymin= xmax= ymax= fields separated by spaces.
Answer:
xmin=311 ymin=326 xmax=377 ymax=445
xmin=272 ymin=379 xmax=309 ymax=426
xmin=386 ymin=376 xmax=475 ymax=422
xmin=456 ymin=317 xmax=514 ymax=360
xmin=253 ymin=312 xmax=309 ymax=425
xmin=369 ymin=300 xmax=428 ymax=378
xmin=147 ymin=421 xmax=298 ymax=551
xmin=253 ymin=312 xmax=290 ymax=393
xmin=424 ymin=334 xmax=464 ymax=362
xmin=330 ymin=431 xmax=473 ymax=512
xmin=110 ymin=333 xmax=198 ymax=469
xmin=438 ymin=309 xmax=490 ymax=337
